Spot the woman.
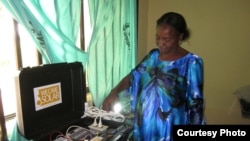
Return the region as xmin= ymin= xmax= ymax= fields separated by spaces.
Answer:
xmin=103 ymin=12 xmax=206 ymax=141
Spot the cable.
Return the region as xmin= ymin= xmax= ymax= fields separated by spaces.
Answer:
xmin=81 ymin=106 xmax=125 ymax=123
xmin=49 ymin=130 xmax=67 ymax=141
xmin=93 ymin=116 xmax=98 ymax=126
xmin=98 ymin=115 xmax=102 ymax=128
xmin=65 ymin=125 xmax=93 ymax=141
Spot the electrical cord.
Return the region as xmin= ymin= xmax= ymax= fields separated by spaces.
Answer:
xmin=81 ymin=105 xmax=125 ymax=123
xmin=50 ymin=104 xmax=126 ymax=141
xmin=65 ymin=125 xmax=93 ymax=140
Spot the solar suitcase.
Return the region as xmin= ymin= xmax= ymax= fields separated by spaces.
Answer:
xmin=15 ymin=62 xmax=86 ymax=140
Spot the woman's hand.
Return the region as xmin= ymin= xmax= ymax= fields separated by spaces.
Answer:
xmin=102 ymin=74 xmax=130 ymax=111
xmin=102 ymin=90 xmax=119 ymax=111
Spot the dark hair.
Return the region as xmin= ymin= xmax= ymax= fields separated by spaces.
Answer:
xmin=157 ymin=12 xmax=190 ymax=41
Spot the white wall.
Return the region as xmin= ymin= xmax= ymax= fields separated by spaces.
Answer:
xmin=138 ymin=0 xmax=250 ymax=124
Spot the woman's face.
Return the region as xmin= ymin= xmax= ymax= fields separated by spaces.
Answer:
xmin=155 ymin=24 xmax=181 ymax=54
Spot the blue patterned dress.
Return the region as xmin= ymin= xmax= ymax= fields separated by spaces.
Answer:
xmin=127 ymin=49 xmax=205 ymax=141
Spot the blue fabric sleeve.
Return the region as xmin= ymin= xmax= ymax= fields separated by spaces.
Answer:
xmin=186 ymin=57 xmax=206 ymax=124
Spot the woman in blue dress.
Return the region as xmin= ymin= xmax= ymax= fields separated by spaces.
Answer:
xmin=103 ymin=12 xmax=206 ymax=141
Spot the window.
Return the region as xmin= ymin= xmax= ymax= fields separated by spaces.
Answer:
xmin=0 ymin=3 xmax=41 ymax=137
xmin=0 ymin=2 xmax=87 ymax=138
xmin=0 ymin=4 xmax=18 ymax=117
xmin=0 ymin=3 xmax=41 ymax=118
xmin=0 ymin=1 xmax=89 ymax=114
xmin=83 ymin=0 xmax=91 ymax=50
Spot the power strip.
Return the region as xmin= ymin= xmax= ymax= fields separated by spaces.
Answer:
xmin=88 ymin=123 xmax=108 ymax=134
xmin=66 ymin=127 xmax=89 ymax=140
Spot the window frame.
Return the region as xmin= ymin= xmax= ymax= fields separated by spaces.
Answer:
xmin=0 ymin=0 xmax=85 ymax=127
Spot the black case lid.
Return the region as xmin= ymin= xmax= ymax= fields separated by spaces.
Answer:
xmin=16 ymin=62 xmax=86 ymax=140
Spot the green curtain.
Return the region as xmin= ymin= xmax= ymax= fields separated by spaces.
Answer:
xmin=1 ymin=0 xmax=88 ymax=66
xmin=87 ymin=0 xmax=137 ymax=107
xmin=1 ymin=0 xmax=87 ymax=140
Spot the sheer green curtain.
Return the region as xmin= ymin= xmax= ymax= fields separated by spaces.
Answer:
xmin=1 ymin=0 xmax=88 ymax=66
xmin=87 ymin=0 xmax=137 ymax=107
xmin=1 ymin=0 xmax=87 ymax=140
